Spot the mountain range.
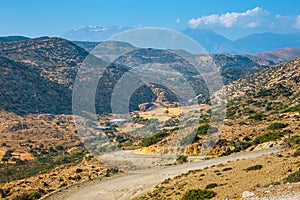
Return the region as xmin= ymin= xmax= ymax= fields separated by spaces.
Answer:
xmin=0 ymin=36 xmax=290 ymax=115
xmin=61 ymin=26 xmax=300 ymax=55
xmin=1 ymin=35 xmax=300 ymax=118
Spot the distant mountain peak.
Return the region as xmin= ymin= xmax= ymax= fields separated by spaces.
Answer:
xmin=62 ymin=25 xmax=133 ymax=42
xmin=72 ymin=25 xmax=129 ymax=31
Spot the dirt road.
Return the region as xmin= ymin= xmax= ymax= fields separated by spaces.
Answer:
xmin=43 ymin=148 xmax=282 ymax=200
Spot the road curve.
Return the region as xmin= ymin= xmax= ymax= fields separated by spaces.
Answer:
xmin=43 ymin=148 xmax=282 ymax=200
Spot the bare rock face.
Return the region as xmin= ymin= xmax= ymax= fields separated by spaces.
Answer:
xmin=138 ymin=103 xmax=155 ymax=112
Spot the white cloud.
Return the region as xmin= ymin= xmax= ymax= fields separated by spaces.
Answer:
xmin=245 ymin=22 xmax=259 ymax=28
xmin=176 ymin=19 xmax=180 ymax=23
xmin=295 ymin=15 xmax=300 ymax=29
xmin=189 ymin=7 xmax=269 ymax=28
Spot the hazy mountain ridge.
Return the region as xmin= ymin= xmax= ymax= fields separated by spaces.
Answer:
xmin=181 ymin=28 xmax=238 ymax=54
xmin=62 ymin=26 xmax=300 ymax=54
xmin=0 ymin=36 xmax=30 ymax=42
xmin=235 ymin=32 xmax=300 ymax=54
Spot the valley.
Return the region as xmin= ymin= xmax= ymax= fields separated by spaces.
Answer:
xmin=0 ymin=36 xmax=300 ymax=200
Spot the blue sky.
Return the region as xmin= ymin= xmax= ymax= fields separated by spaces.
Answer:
xmin=1 ymin=0 xmax=300 ymax=39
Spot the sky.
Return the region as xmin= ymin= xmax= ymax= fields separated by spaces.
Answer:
xmin=1 ymin=0 xmax=300 ymax=40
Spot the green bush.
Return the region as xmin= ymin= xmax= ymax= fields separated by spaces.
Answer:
xmin=292 ymin=76 xmax=300 ymax=83
xmin=177 ymin=155 xmax=188 ymax=163
xmin=29 ymin=191 xmax=42 ymax=200
xmin=233 ymin=142 xmax=252 ymax=152
xmin=220 ymin=149 xmax=233 ymax=157
xmin=244 ymin=164 xmax=263 ymax=172
xmin=216 ymin=139 xmax=227 ymax=147
xmin=248 ymin=112 xmax=266 ymax=121
xmin=226 ymin=106 xmax=238 ymax=119
xmin=181 ymin=189 xmax=216 ymax=200
xmin=288 ymin=135 xmax=300 ymax=145
xmin=205 ymin=183 xmax=218 ymax=189
xmin=197 ymin=124 xmax=218 ymax=136
xmin=222 ymin=167 xmax=233 ymax=171
xmin=115 ymin=134 xmax=125 ymax=143
xmin=59 ymin=182 xmax=68 ymax=188
xmin=244 ymin=107 xmax=255 ymax=114
xmin=14 ymin=193 xmax=30 ymax=200
xmin=267 ymin=122 xmax=288 ymax=130
xmin=220 ymin=142 xmax=252 ymax=156
xmin=76 ymin=168 xmax=83 ymax=173
xmin=13 ymin=190 xmax=42 ymax=200
xmin=141 ymin=130 xmax=170 ymax=147
xmin=284 ymin=169 xmax=300 ymax=183
xmin=180 ymin=131 xmax=197 ymax=145
xmin=179 ymin=124 xmax=218 ymax=145
xmin=284 ymin=105 xmax=300 ymax=113
xmin=197 ymin=124 xmax=210 ymax=135
xmin=254 ymin=132 xmax=286 ymax=144
xmin=55 ymin=145 xmax=64 ymax=151
xmin=293 ymin=148 xmax=300 ymax=157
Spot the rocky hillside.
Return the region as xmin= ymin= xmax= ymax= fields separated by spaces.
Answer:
xmin=138 ymin=58 xmax=300 ymax=200
xmin=213 ymin=58 xmax=300 ymax=155
xmin=0 ymin=56 xmax=72 ymax=115
xmin=0 ymin=37 xmax=89 ymax=87
xmin=0 ymin=37 xmax=91 ymax=115
xmin=225 ymin=58 xmax=300 ymax=105
xmin=139 ymin=58 xmax=300 ymax=156
xmin=0 ymin=37 xmax=275 ymax=115
xmin=209 ymin=54 xmax=272 ymax=84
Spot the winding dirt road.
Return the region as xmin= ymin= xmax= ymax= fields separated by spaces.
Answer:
xmin=43 ymin=148 xmax=282 ymax=200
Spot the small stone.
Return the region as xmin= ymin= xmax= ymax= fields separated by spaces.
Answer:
xmin=242 ymin=191 xmax=255 ymax=198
